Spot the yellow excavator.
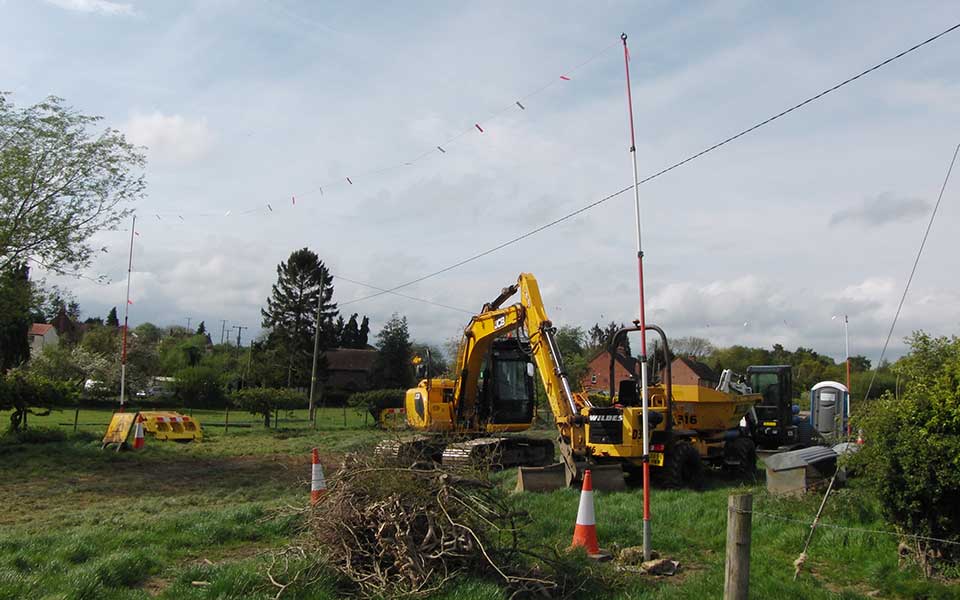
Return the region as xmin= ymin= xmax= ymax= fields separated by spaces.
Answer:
xmin=380 ymin=273 xmax=760 ymax=491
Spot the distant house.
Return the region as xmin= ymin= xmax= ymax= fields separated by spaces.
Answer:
xmin=325 ymin=348 xmax=378 ymax=392
xmin=665 ymin=356 xmax=719 ymax=388
xmin=580 ymin=349 xmax=638 ymax=395
xmin=29 ymin=323 xmax=59 ymax=355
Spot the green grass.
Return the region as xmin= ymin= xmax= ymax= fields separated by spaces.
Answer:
xmin=0 ymin=415 xmax=956 ymax=599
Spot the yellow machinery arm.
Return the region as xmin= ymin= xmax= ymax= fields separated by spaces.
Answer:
xmin=449 ymin=273 xmax=583 ymax=433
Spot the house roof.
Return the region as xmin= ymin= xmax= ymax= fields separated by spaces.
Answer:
xmin=587 ymin=349 xmax=638 ymax=376
xmin=674 ymin=356 xmax=718 ymax=382
xmin=325 ymin=348 xmax=377 ymax=372
xmin=29 ymin=323 xmax=54 ymax=336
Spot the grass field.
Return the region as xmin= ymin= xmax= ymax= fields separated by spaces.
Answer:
xmin=0 ymin=407 xmax=956 ymax=599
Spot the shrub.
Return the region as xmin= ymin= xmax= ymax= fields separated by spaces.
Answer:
xmin=851 ymin=332 xmax=960 ymax=565
xmin=347 ymin=389 xmax=405 ymax=422
xmin=230 ymin=387 xmax=305 ymax=427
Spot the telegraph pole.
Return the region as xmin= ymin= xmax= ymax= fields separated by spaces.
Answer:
xmin=308 ymin=282 xmax=324 ymax=425
xmin=235 ymin=325 xmax=248 ymax=348
xmin=220 ymin=319 xmax=228 ymax=345
xmin=186 ymin=317 xmax=192 ymax=331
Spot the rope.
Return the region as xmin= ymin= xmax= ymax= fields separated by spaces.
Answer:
xmin=860 ymin=142 xmax=959 ymax=403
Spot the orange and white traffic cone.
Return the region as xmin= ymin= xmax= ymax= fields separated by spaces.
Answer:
xmin=856 ymin=429 xmax=865 ymax=445
xmin=310 ymin=448 xmax=326 ymax=505
xmin=571 ymin=469 xmax=607 ymax=558
xmin=132 ymin=415 xmax=145 ymax=450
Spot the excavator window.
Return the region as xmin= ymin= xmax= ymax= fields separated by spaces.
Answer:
xmin=617 ymin=379 xmax=640 ymax=406
xmin=483 ymin=340 xmax=535 ymax=425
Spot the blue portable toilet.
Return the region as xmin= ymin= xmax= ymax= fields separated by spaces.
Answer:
xmin=810 ymin=381 xmax=849 ymax=438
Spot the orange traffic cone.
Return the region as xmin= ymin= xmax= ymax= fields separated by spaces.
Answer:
xmin=132 ymin=415 xmax=145 ymax=450
xmin=571 ymin=470 xmax=605 ymax=558
xmin=310 ymin=448 xmax=326 ymax=505
xmin=856 ymin=429 xmax=865 ymax=445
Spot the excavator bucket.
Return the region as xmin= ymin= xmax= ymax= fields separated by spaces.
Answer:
xmin=515 ymin=462 xmax=627 ymax=492
xmin=515 ymin=463 xmax=566 ymax=492
xmin=581 ymin=464 xmax=627 ymax=492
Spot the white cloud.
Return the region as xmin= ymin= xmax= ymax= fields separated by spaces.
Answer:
xmin=44 ymin=0 xmax=133 ymax=16
xmin=123 ymin=112 xmax=214 ymax=163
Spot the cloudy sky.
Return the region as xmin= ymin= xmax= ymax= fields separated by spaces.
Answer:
xmin=3 ymin=0 xmax=959 ymax=362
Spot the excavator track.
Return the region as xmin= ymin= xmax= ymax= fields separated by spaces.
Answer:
xmin=373 ymin=435 xmax=444 ymax=464
xmin=441 ymin=436 xmax=555 ymax=470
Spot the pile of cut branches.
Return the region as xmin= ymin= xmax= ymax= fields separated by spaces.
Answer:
xmin=303 ymin=454 xmax=585 ymax=598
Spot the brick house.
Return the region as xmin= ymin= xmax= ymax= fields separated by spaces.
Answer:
xmin=665 ymin=356 xmax=719 ymax=388
xmin=580 ymin=350 xmax=638 ymax=395
xmin=325 ymin=348 xmax=378 ymax=392
xmin=28 ymin=323 xmax=59 ymax=355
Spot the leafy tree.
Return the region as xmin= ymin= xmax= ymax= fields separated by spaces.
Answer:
xmin=133 ymin=322 xmax=162 ymax=345
xmin=852 ymin=332 xmax=960 ymax=565
xmin=261 ymin=248 xmax=337 ymax=387
xmin=84 ymin=316 xmax=103 ymax=326
xmin=173 ymin=366 xmax=225 ymax=409
xmin=231 ymin=387 xmax=305 ymax=427
xmin=554 ymin=325 xmax=588 ymax=387
xmin=0 ymin=94 xmax=144 ymax=274
xmin=80 ymin=324 xmax=118 ymax=358
xmin=29 ymin=344 xmax=111 ymax=388
xmin=671 ymin=336 xmax=715 ymax=359
xmin=196 ymin=320 xmax=206 ymax=335
xmin=372 ymin=314 xmax=413 ymax=389
xmin=0 ymin=263 xmax=31 ymax=371
xmin=0 ymin=370 xmax=76 ymax=432
xmin=849 ymin=355 xmax=871 ymax=372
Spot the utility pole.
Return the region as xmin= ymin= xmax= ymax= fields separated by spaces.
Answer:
xmin=220 ymin=319 xmax=228 ymax=345
xmin=308 ymin=283 xmax=324 ymax=425
xmin=235 ymin=325 xmax=248 ymax=348
xmin=186 ymin=317 xmax=192 ymax=331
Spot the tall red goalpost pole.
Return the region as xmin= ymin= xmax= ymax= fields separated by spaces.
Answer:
xmin=621 ymin=32 xmax=653 ymax=561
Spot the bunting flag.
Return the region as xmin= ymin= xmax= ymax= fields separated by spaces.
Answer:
xmin=475 ymin=123 xmax=484 ymax=133
xmin=560 ymin=75 xmax=571 ymax=81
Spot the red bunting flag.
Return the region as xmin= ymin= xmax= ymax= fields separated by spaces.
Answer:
xmin=560 ymin=75 xmax=571 ymax=81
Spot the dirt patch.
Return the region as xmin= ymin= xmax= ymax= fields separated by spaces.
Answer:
xmin=0 ymin=453 xmax=341 ymax=526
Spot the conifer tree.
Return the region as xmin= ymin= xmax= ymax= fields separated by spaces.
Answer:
xmin=261 ymin=248 xmax=338 ymax=387
xmin=196 ymin=320 xmax=206 ymax=335
xmin=106 ymin=306 xmax=119 ymax=327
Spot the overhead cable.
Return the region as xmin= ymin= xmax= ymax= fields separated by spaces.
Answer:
xmin=341 ymin=22 xmax=960 ymax=307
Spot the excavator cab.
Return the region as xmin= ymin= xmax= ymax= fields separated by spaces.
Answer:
xmin=478 ymin=338 xmax=536 ymax=426
xmin=746 ymin=365 xmax=796 ymax=449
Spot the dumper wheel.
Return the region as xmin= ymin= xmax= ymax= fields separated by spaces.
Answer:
xmin=725 ymin=437 xmax=757 ymax=479
xmin=662 ymin=441 xmax=703 ymax=490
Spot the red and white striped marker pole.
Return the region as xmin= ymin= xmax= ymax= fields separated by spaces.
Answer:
xmin=621 ymin=31 xmax=653 ymax=563
xmin=571 ymin=470 xmax=605 ymax=558
xmin=310 ymin=448 xmax=326 ymax=505
xmin=132 ymin=415 xmax=145 ymax=450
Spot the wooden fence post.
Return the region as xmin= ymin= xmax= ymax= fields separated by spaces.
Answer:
xmin=224 ymin=405 xmax=230 ymax=435
xmin=724 ymin=493 xmax=752 ymax=600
